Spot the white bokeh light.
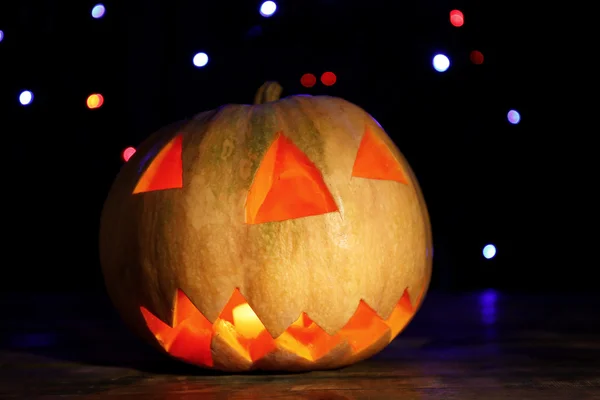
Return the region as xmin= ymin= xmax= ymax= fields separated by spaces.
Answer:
xmin=91 ymin=4 xmax=105 ymax=19
xmin=483 ymin=244 xmax=496 ymax=260
xmin=19 ymin=90 xmax=34 ymax=106
xmin=432 ymin=54 xmax=450 ymax=72
xmin=193 ymin=52 xmax=209 ymax=67
xmin=260 ymin=1 xmax=277 ymax=17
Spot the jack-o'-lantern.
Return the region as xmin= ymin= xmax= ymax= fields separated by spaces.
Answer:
xmin=99 ymin=82 xmax=432 ymax=372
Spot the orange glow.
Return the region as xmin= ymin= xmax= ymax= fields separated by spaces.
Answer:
xmin=352 ymin=126 xmax=408 ymax=184
xmin=140 ymin=288 xmax=416 ymax=368
xmin=245 ymin=132 xmax=338 ymax=224
xmin=86 ymin=94 xmax=104 ymax=109
xmin=320 ymin=72 xmax=336 ymax=86
xmin=470 ymin=50 xmax=484 ymax=65
xmin=122 ymin=146 xmax=136 ymax=162
xmin=133 ymin=135 xmax=183 ymax=194
xmin=300 ymin=73 xmax=317 ymax=88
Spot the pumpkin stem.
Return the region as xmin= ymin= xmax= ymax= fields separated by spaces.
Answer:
xmin=254 ymin=81 xmax=283 ymax=105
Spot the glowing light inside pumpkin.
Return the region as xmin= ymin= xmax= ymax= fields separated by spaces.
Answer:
xmin=483 ymin=244 xmax=496 ymax=259
xmin=133 ymin=134 xmax=183 ymax=194
xmin=259 ymin=1 xmax=277 ymax=17
xmin=140 ymin=287 xmax=417 ymax=370
xmin=233 ymin=304 xmax=266 ymax=339
xmin=245 ymin=132 xmax=338 ymax=224
xmin=122 ymin=147 xmax=136 ymax=162
xmin=352 ymin=126 xmax=408 ymax=184
xmin=450 ymin=10 xmax=464 ymax=27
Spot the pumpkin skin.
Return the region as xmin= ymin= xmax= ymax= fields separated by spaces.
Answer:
xmin=99 ymin=82 xmax=432 ymax=372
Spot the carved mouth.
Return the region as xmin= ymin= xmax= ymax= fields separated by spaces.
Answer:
xmin=141 ymin=288 xmax=418 ymax=371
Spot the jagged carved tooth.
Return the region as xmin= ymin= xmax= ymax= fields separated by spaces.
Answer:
xmin=182 ymin=283 xmax=240 ymax=324
xmin=140 ymin=289 xmax=214 ymax=366
xmin=167 ymin=322 xmax=213 ymax=367
xmin=140 ymin=306 xmax=176 ymax=348
xmin=337 ymin=300 xmax=392 ymax=355
xmin=140 ymin=281 xmax=179 ymax=329
xmin=139 ymin=290 xmax=182 ymax=335
xmin=330 ymin=329 xmax=392 ymax=369
xmin=407 ymin=282 xmax=428 ymax=310
xmin=395 ymin=288 xmax=414 ymax=313
xmin=360 ymin=291 xmax=393 ymax=320
xmin=216 ymin=288 xmax=249 ymax=324
xmin=281 ymin=315 xmax=347 ymax=363
xmin=357 ymin=297 xmax=394 ymax=320
xmin=250 ymin=302 xmax=306 ymax=339
xmin=172 ymin=288 xmax=204 ymax=326
xmin=211 ymin=290 xmax=279 ymax=368
xmin=384 ymin=289 xmax=416 ymax=339
xmin=211 ymin=318 xmax=254 ymax=372
xmin=305 ymin=300 xmax=359 ymax=337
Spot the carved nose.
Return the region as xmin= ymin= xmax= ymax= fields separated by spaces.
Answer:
xmin=245 ymin=132 xmax=338 ymax=224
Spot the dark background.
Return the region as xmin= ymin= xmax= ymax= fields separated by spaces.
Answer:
xmin=0 ymin=0 xmax=584 ymax=294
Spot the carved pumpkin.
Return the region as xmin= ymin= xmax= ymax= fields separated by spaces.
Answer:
xmin=99 ymin=82 xmax=432 ymax=372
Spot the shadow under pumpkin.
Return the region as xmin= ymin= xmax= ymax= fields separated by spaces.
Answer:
xmin=128 ymin=122 xmax=417 ymax=371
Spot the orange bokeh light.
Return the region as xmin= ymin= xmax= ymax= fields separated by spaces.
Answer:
xmin=450 ymin=10 xmax=464 ymax=27
xmin=300 ymin=73 xmax=317 ymax=88
xmin=320 ymin=72 xmax=336 ymax=86
xmin=87 ymin=93 xmax=104 ymax=109
xmin=122 ymin=146 xmax=136 ymax=162
xmin=470 ymin=50 xmax=484 ymax=65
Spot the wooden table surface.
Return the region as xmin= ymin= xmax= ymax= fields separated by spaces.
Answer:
xmin=1 ymin=290 xmax=599 ymax=399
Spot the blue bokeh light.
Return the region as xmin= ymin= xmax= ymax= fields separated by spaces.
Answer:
xmin=507 ymin=109 xmax=521 ymax=124
xmin=91 ymin=4 xmax=106 ymax=19
xmin=483 ymin=244 xmax=496 ymax=259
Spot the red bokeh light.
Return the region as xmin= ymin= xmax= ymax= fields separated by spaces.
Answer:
xmin=122 ymin=146 xmax=136 ymax=162
xmin=450 ymin=10 xmax=464 ymax=27
xmin=321 ymin=72 xmax=336 ymax=86
xmin=470 ymin=50 xmax=484 ymax=65
xmin=300 ymin=73 xmax=317 ymax=88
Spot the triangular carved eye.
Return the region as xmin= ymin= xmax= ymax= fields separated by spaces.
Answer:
xmin=245 ymin=132 xmax=338 ymax=224
xmin=133 ymin=134 xmax=183 ymax=194
xmin=351 ymin=126 xmax=408 ymax=184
